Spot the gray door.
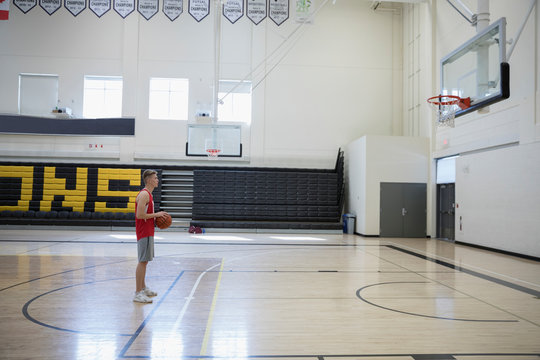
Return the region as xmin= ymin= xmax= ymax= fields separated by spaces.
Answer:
xmin=380 ymin=182 xmax=427 ymax=238
xmin=437 ymin=183 xmax=455 ymax=240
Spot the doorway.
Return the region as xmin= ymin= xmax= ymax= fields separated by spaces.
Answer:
xmin=380 ymin=182 xmax=427 ymax=237
xmin=437 ymin=183 xmax=455 ymax=240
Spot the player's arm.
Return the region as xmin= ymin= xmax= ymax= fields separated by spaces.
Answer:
xmin=136 ymin=191 xmax=166 ymax=220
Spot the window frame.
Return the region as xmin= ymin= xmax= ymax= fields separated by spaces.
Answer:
xmin=217 ymin=79 xmax=252 ymax=124
xmin=148 ymin=77 xmax=190 ymax=121
xmin=83 ymin=75 xmax=123 ymax=119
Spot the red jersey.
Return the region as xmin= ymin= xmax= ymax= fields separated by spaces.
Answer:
xmin=135 ymin=188 xmax=155 ymax=240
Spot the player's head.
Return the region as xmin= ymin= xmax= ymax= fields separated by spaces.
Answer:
xmin=142 ymin=169 xmax=158 ymax=186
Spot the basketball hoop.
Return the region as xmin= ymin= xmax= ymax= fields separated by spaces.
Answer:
xmin=206 ymin=148 xmax=221 ymax=159
xmin=427 ymin=95 xmax=470 ymax=129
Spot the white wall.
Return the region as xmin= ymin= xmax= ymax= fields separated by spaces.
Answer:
xmin=346 ymin=135 xmax=429 ymax=236
xmin=0 ymin=0 xmax=403 ymax=168
xmin=345 ymin=136 xmax=367 ymax=233
xmin=428 ymin=0 xmax=540 ymax=256
xmin=456 ymin=142 xmax=540 ymax=258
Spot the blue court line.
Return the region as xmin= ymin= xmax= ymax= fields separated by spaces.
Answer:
xmin=118 ymin=270 xmax=185 ymax=359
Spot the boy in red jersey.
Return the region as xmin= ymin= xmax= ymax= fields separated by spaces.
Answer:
xmin=134 ymin=169 xmax=167 ymax=303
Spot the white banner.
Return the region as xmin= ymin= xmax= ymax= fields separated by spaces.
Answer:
xmin=138 ymin=0 xmax=157 ymax=19
xmin=65 ymin=0 xmax=86 ymax=16
xmin=247 ymin=0 xmax=266 ymax=25
xmin=223 ymin=0 xmax=243 ymax=24
xmin=269 ymin=0 xmax=288 ymax=26
xmin=40 ymin=0 xmax=61 ymax=15
xmin=0 ymin=0 xmax=9 ymax=20
xmin=295 ymin=0 xmax=314 ymax=23
xmin=89 ymin=0 xmax=110 ymax=17
xmin=14 ymin=0 xmax=37 ymax=13
xmin=188 ymin=0 xmax=209 ymax=22
xmin=114 ymin=0 xmax=134 ymax=18
xmin=163 ymin=0 xmax=182 ymax=21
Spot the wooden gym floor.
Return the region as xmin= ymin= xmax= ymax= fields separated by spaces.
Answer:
xmin=0 ymin=229 xmax=539 ymax=360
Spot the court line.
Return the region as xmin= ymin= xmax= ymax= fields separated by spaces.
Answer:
xmin=164 ymin=261 xmax=223 ymax=344
xmin=118 ymin=270 xmax=185 ymax=358
xmin=375 ymin=245 xmax=540 ymax=327
xmin=22 ymin=277 xmax=137 ymax=336
xmin=199 ymin=258 xmax=225 ymax=356
xmin=387 ymin=245 xmax=540 ymax=297
xmin=166 ymin=352 xmax=540 ymax=358
xmin=0 ymin=257 xmax=135 ymax=292
xmin=386 ymin=241 xmax=540 ymax=288
xmin=0 ymin=239 xmax=382 ymax=247
xmin=355 ymin=281 xmax=518 ymax=323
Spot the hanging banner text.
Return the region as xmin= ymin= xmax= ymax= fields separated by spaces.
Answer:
xmin=114 ymin=0 xmax=134 ymax=18
xmin=188 ymin=0 xmax=209 ymax=22
xmin=247 ymin=0 xmax=266 ymax=25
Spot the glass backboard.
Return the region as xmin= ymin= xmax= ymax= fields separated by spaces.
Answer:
xmin=441 ymin=17 xmax=509 ymax=117
xmin=186 ymin=124 xmax=242 ymax=157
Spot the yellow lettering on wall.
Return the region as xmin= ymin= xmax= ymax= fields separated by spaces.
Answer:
xmin=0 ymin=166 xmax=34 ymax=211
xmin=40 ymin=167 xmax=88 ymax=212
xmin=94 ymin=168 xmax=141 ymax=213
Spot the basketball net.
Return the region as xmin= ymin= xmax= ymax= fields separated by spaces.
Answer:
xmin=427 ymin=95 xmax=461 ymax=129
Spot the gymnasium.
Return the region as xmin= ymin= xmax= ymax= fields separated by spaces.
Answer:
xmin=0 ymin=0 xmax=539 ymax=359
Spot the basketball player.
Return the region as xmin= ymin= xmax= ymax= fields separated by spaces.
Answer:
xmin=134 ymin=169 xmax=167 ymax=303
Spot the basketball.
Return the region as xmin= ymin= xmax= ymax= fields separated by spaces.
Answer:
xmin=156 ymin=213 xmax=171 ymax=229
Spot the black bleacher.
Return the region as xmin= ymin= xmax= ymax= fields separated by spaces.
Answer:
xmin=190 ymin=149 xmax=345 ymax=230
xmin=0 ymin=163 xmax=157 ymax=227
xmin=0 ymin=150 xmax=345 ymax=230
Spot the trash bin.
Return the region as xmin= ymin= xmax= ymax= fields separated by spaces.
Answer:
xmin=342 ymin=213 xmax=356 ymax=234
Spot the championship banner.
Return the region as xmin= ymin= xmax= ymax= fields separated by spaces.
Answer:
xmin=89 ymin=0 xmax=110 ymax=17
xmin=269 ymin=0 xmax=288 ymax=26
xmin=114 ymin=0 xmax=134 ymax=18
xmin=247 ymin=0 xmax=266 ymax=25
xmin=65 ymin=0 xmax=86 ymax=16
xmin=163 ymin=0 xmax=181 ymax=21
xmin=0 ymin=0 xmax=10 ymax=19
xmin=14 ymin=0 xmax=37 ymax=13
xmin=137 ymin=0 xmax=157 ymax=20
xmin=40 ymin=0 xmax=61 ymax=15
xmin=223 ymin=0 xmax=243 ymax=24
xmin=188 ymin=0 xmax=208 ymax=22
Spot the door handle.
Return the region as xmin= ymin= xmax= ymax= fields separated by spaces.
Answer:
xmin=402 ymin=208 xmax=407 ymax=216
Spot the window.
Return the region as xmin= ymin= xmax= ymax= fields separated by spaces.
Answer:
xmin=436 ymin=156 xmax=457 ymax=184
xmin=19 ymin=74 xmax=59 ymax=116
xmin=149 ymin=78 xmax=189 ymax=120
xmin=83 ymin=76 xmax=123 ymax=118
xmin=218 ymin=80 xmax=252 ymax=123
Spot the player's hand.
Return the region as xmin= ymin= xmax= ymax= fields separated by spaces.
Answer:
xmin=155 ymin=211 xmax=167 ymax=218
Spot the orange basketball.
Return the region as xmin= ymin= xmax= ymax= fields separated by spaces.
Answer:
xmin=156 ymin=213 xmax=172 ymax=229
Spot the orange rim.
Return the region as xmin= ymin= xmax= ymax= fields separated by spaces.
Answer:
xmin=427 ymin=95 xmax=461 ymax=106
xmin=206 ymin=149 xmax=221 ymax=156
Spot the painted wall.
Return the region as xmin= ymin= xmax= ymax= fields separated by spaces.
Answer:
xmin=455 ymin=142 xmax=540 ymax=258
xmin=0 ymin=0 xmax=402 ymax=168
xmin=428 ymin=0 xmax=540 ymax=256
xmin=346 ymin=135 xmax=429 ymax=236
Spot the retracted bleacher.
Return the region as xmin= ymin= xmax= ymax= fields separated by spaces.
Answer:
xmin=0 ymin=164 xmax=161 ymax=227
xmin=190 ymin=150 xmax=344 ymax=230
